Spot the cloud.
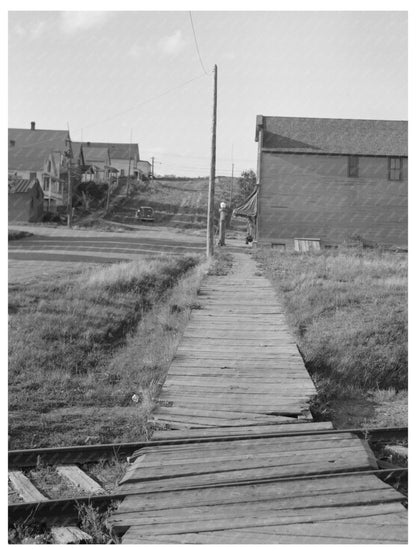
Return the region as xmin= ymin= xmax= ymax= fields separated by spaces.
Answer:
xmin=158 ymin=30 xmax=186 ymax=57
xmin=59 ymin=12 xmax=111 ymax=35
xmin=13 ymin=20 xmax=46 ymax=40
xmin=127 ymin=43 xmax=143 ymax=58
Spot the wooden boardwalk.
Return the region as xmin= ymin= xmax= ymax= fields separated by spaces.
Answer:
xmin=109 ymin=252 xmax=407 ymax=543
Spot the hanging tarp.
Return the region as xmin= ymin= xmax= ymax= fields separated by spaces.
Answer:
xmin=233 ymin=186 xmax=258 ymax=219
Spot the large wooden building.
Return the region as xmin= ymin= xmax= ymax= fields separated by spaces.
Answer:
xmin=254 ymin=116 xmax=408 ymax=248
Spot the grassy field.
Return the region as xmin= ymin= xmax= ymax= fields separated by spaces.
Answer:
xmin=8 ymin=254 xmax=208 ymax=449
xmin=95 ymin=177 xmax=247 ymax=231
xmin=254 ymin=246 xmax=407 ymax=428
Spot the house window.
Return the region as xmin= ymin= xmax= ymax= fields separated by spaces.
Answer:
xmin=348 ymin=155 xmax=359 ymax=178
xmin=43 ymin=177 xmax=50 ymax=191
xmin=388 ymin=157 xmax=402 ymax=181
xmin=30 ymin=172 xmax=37 ymax=180
xmin=120 ymin=169 xmax=125 ymax=177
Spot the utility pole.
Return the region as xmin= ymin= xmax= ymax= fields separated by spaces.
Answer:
xmin=206 ymin=64 xmax=218 ymax=257
xmin=66 ymin=122 xmax=72 ymax=228
xmin=151 ymin=156 xmax=155 ymax=179
xmin=67 ymin=162 xmax=72 ymax=228
xmin=229 ymin=143 xmax=234 ymax=206
xmin=126 ymin=129 xmax=132 ymax=196
xmin=229 ymin=162 xmax=234 ymax=206
xmin=106 ymin=176 xmax=111 ymax=212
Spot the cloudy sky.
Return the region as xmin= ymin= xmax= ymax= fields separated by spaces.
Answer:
xmin=8 ymin=10 xmax=408 ymax=177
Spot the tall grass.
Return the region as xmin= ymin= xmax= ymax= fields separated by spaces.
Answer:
xmin=8 ymin=255 xmax=201 ymax=448
xmin=254 ymin=247 xmax=407 ymax=393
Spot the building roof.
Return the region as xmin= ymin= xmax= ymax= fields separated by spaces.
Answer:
xmin=8 ymin=128 xmax=70 ymax=171
xmin=256 ymin=116 xmax=408 ymax=156
xmin=81 ymin=146 xmax=110 ymax=165
xmin=71 ymin=141 xmax=139 ymax=161
xmin=9 ymin=178 xmax=42 ymax=194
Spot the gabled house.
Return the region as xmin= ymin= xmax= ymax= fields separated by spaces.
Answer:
xmin=253 ymin=115 xmax=408 ymax=248
xmin=8 ymin=178 xmax=44 ymax=222
xmin=71 ymin=141 xmax=150 ymax=179
xmin=9 ymin=122 xmax=73 ymax=211
xmin=8 ymin=121 xmax=71 ymax=182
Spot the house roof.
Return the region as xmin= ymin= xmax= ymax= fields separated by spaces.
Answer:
xmin=256 ymin=116 xmax=408 ymax=156
xmin=9 ymin=178 xmax=42 ymax=194
xmin=71 ymin=141 xmax=139 ymax=161
xmin=8 ymin=128 xmax=70 ymax=171
xmin=81 ymin=146 xmax=110 ymax=165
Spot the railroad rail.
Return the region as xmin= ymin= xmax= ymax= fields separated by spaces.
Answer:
xmin=8 ymin=466 xmax=408 ymax=527
xmin=8 ymin=426 xmax=408 ymax=529
xmin=9 ymin=426 xmax=407 ymax=469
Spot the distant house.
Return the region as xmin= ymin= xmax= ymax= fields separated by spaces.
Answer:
xmin=79 ymin=145 xmax=112 ymax=184
xmin=72 ymin=141 xmax=151 ymax=179
xmin=9 ymin=122 xmax=73 ymax=211
xmin=252 ymin=115 xmax=408 ymax=248
xmin=137 ymin=160 xmax=152 ymax=179
xmin=8 ymin=178 xmax=44 ymax=222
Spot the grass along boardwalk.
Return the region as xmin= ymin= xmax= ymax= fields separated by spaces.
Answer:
xmin=109 ymin=252 xmax=407 ymax=544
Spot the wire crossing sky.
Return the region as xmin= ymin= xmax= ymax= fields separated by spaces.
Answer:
xmin=8 ymin=11 xmax=407 ymax=177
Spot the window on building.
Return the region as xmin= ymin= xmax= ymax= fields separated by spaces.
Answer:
xmin=43 ymin=177 xmax=50 ymax=191
xmin=388 ymin=157 xmax=402 ymax=181
xmin=30 ymin=172 xmax=37 ymax=180
xmin=120 ymin=169 xmax=125 ymax=177
xmin=348 ymin=155 xmax=359 ymax=178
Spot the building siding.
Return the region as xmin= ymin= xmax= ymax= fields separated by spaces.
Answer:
xmin=258 ymin=152 xmax=407 ymax=247
xmin=9 ymin=191 xmax=43 ymax=222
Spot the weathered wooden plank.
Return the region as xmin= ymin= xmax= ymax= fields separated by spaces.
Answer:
xmin=56 ymin=465 xmax=105 ymax=494
xmin=241 ymin=521 xmax=408 ymax=542
xmin=159 ymin=390 xmax=310 ymax=401
xmin=153 ymin=406 xmax=280 ymax=420
xmin=162 ymin=384 xmax=316 ymax=395
xmin=156 ymin=404 xmax=303 ymax=416
xmin=158 ymin=398 xmax=309 ymax=411
xmin=111 ymin=489 xmax=405 ymax=530
xmin=154 ymin=405 xmax=295 ymax=418
xmin=167 ymin=368 xmax=310 ymax=376
xmin=113 ymin=502 xmax=407 ymax=536
xmin=134 ymin=433 xmax=359 ymax=455
xmin=151 ymin=421 xmax=333 ymax=440
xmin=162 ymin=378 xmax=315 ymax=389
xmin=117 ymin=460 xmax=377 ymax=495
xmin=121 ymin=530 xmax=405 ymax=544
xmin=115 ymin=474 xmax=391 ymax=513
xmin=8 ymin=471 xmax=48 ymax=502
xmin=120 ymin=448 xmax=374 ymax=483
xmin=133 ymin=434 xmax=358 ymax=459
xmin=152 ymin=415 xmax=258 ymax=427
xmin=125 ymin=440 xmax=367 ymax=473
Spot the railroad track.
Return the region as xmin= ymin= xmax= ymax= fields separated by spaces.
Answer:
xmin=8 ymin=425 xmax=408 ymax=541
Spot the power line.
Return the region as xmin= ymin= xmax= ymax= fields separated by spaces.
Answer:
xmin=81 ymin=73 xmax=207 ymax=131
xmin=141 ymin=150 xmax=256 ymax=163
xmin=189 ymin=12 xmax=208 ymax=75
